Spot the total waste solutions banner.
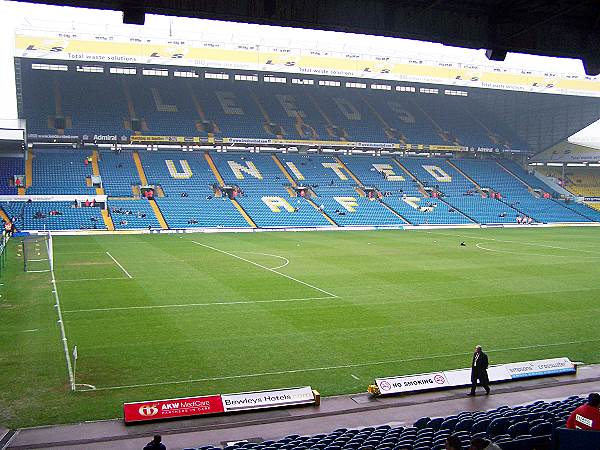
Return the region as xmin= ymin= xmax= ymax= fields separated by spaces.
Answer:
xmin=124 ymin=395 xmax=224 ymax=423
xmin=374 ymin=357 xmax=575 ymax=396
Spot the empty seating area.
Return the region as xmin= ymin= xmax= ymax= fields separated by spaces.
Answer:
xmin=139 ymin=151 xmax=216 ymax=198
xmin=444 ymin=196 xmax=516 ymax=224
xmin=398 ymin=157 xmax=474 ymax=196
xmin=237 ymin=197 xmax=331 ymax=228
xmin=383 ymin=197 xmax=472 ymax=225
xmin=98 ymin=151 xmax=141 ymax=197
xmin=561 ymin=168 xmax=600 ymax=197
xmin=505 ymin=197 xmax=592 ymax=223
xmin=28 ymin=150 xmax=95 ymax=195
xmin=180 ymin=395 xmax=585 ymax=450
xmin=1 ymin=201 xmax=104 ymax=230
xmin=6 ymin=147 xmax=600 ymax=229
xmin=0 ymin=156 xmax=24 ymax=195
xmin=496 ymin=159 xmax=557 ymax=195
xmin=20 ymin=62 xmax=528 ymax=150
xmin=109 ymin=199 xmax=160 ymax=229
xmin=451 ymin=159 xmax=530 ymax=198
xmin=155 ymin=197 xmax=250 ymax=229
xmin=340 ymin=156 xmax=420 ymax=196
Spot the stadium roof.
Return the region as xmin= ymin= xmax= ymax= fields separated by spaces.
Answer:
xmin=10 ymin=0 xmax=600 ymax=75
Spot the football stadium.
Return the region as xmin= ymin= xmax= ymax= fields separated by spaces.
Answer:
xmin=1 ymin=2 xmax=600 ymax=449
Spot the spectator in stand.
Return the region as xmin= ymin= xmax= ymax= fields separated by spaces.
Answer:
xmin=445 ymin=434 xmax=463 ymax=450
xmin=470 ymin=437 xmax=501 ymax=450
xmin=468 ymin=345 xmax=490 ymax=396
xmin=566 ymin=393 xmax=600 ymax=430
xmin=143 ymin=434 xmax=166 ymax=450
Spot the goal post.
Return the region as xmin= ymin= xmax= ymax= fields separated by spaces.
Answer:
xmin=0 ymin=231 xmax=8 ymax=277
xmin=22 ymin=233 xmax=52 ymax=273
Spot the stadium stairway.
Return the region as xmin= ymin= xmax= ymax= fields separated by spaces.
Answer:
xmin=334 ymin=156 xmax=365 ymax=188
xmin=133 ymin=151 xmax=169 ymax=229
xmin=230 ymin=198 xmax=258 ymax=228
xmin=436 ymin=197 xmax=478 ymax=224
xmin=90 ymin=150 xmax=115 ymax=230
xmin=272 ymin=154 xmax=339 ymax=226
xmin=271 ymin=154 xmax=297 ymax=187
xmin=205 ymin=152 xmax=257 ymax=228
xmin=0 ymin=205 xmax=10 ymax=224
xmin=90 ymin=150 xmax=104 ymax=195
xmin=204 ymin=153 xmax=226 ymax=186
xmin=24 ymin=150 xmax=33 ymax=193
xmin=303 ymin=196 xmax=339 ymax=226
xmin=496 ymin=159 xmax=556 ymax=196
xmin=391 ymin=158 xmax=430 ymax=198
xmin=550 ymin=199 xmax=600 ymax=222
xmin=377 ymin=200 xmax=411 ymax=224
xmin=446 ymin=159 xmax=484 ymax=193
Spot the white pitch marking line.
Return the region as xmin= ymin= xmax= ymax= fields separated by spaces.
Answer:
xmin=425 ymin=231 xmax=600 ymax=254
xmin=57 ymin=277 xmax=130 ymax=283
xmin=105 ymin=252 xmax=132 ymax=279
xmin=82 ymin=338 xmax=600 ymax=392
xmin=29 ymin=258 xmax=49 ymax=262
xmin=190 ymin=240 xmax=337 ymax=298
xmin=49 ymin=254 xmax=75 ymax=391
xmin=238 ymin=251 xmax=290 ymax=270
xmin=20 ymin=329 xmax=38 ymax=333
xmin=63 ymin=296 xmax=335 ymax=313
xmin=75 ymin=383 xmax=97 ymax=390
xmin=475 ymin=242 xmax=600 ymax=259
xmin=351 ymin=374 xmax=360 ymax=381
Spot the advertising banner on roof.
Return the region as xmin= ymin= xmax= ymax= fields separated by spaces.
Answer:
xmin=14 ymin=31 xmax=600 ymax=97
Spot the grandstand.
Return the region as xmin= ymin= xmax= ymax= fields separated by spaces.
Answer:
xmin=3 ymin=17 xmax=600 ymax=450
xmin=3 ymin=148 xmax=600 ymax=230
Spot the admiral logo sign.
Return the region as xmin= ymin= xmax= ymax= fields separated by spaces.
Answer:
xmin=93 ymin=134 xmax=117 ymax=141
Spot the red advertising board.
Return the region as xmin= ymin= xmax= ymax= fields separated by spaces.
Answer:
xmin=124 ymin=395 xmax=224 ymax=423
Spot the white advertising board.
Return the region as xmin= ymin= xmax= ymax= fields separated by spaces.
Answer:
xmin=375 ymin=357 xmax=575 ymax=396
xmin=375 ymin=372 xmax=450 ymax=394
xmin=505 ymin=357 xmax=575 ymax=379
xmin=221 ymin=386 xmax=315 ymax=412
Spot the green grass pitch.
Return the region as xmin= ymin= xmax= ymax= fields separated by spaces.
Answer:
xmin=1 ymin=227 xmax=599 ymax=427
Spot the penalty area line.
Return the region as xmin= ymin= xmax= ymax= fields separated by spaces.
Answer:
xmin=190 ymin=240 xmax=337 ymax=298
xmin=105 ymin=252 xmax=133 ymax=279
xmin=56 ymin=277 xmax=131 ymax=283
xmin=63 ymin=296 xmax=336 ymax=313
xmin=80 ymin=338 xmax=600 ymax=392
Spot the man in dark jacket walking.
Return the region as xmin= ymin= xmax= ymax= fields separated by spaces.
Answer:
xmin=468 ymin=345 xmax=490 ymax=396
